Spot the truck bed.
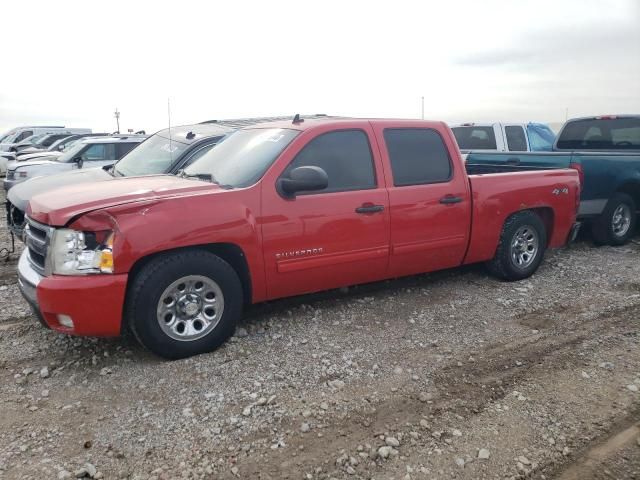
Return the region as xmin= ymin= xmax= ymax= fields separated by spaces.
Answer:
xmin=465 ymin=152 xmax=572 ymax=175
xmin=463 ymin=168 xmax=580 ymax=265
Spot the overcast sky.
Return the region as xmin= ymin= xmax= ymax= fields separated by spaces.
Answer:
xmin=1 ymin=0 xmax=638 ymax=134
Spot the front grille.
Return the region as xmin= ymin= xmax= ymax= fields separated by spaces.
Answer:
xmin=25 ymin=216 xmax=53 ymax=275
xmin=6 ymin=200 xmax=26 ymax=237
xmin=6 ymin=170 xmax=15 ymax=180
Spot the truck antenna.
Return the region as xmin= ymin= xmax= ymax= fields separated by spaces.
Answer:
xmin=168 ymin=97 xmax=173 ymax=163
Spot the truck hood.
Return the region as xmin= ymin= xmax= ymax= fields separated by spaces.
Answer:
xmin=9 ymin=159 xmax=60 ymax=170
xmin=28 ymin=175 xmax=220 ymax=226
xmin=16 ymin=150 xmax=62 ymax=162
xmin=8 ymin=167 xmax=113 ymax=211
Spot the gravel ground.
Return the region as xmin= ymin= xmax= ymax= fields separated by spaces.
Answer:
xmin=0 ymin=187 xmax=638 ymax=480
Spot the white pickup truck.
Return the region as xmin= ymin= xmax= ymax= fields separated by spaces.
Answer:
xmin=450 ymin=122 xmax=556 ymax=153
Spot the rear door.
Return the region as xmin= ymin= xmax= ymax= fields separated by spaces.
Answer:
xmin=372 ymin=122 xmax=471 ymax=277
xmin=260 ymin=123 xmax=390 ymax=300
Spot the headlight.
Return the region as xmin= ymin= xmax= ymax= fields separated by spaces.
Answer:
xmin=17 ymin=171 xmax=28 ymax=178
xmin=49 ymin=229 xmax=114 ymax=275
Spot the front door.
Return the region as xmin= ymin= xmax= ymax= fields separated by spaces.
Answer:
xmin=261 ymin=124 xmax=390 ymax=300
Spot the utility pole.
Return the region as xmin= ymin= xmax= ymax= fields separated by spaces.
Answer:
xmin=421 ymin=96 xmax=424 ymax=120
xmin=114 ymin=108 xmax=120 ymax=133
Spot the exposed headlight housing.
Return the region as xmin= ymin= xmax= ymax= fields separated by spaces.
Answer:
xmin=49 ymin=229 xmax=114 ymax=275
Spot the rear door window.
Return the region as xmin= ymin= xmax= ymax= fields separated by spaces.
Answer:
xmin=284 ymin=129 xmax=376 ymax=193
xmin=451 ymin=126 xmax=497 ymax=150
xmin=505 ymin=126 xmax=528 ymax=151
xmin=384 ymin=128 xmax=452 ymax=186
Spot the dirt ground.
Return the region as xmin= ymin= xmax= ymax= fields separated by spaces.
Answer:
xmin=0 ymin=187 xmax=638 ymax=480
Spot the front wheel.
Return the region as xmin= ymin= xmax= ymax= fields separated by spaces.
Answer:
xmin=487 ymin=210 xmax=547 ymax=281
xmin=591 ymin=193 xmax=636 ymax=246
xmin=126 ymin=250 xmax=243 ymax=360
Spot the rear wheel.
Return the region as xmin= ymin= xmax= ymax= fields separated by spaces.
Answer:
xmin=591 ymin=193 xmax=636 ymax=246
xmin=126 ymin=250 xmax=243 ymax=360
xmin=487 ymin=210 xmax=547 ymax=281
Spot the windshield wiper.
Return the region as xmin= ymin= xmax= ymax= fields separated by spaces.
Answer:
xmin=180 ymin=170 xmax=214 ymax=182
xmin=179 ymin=170 xmax=234 ymax=189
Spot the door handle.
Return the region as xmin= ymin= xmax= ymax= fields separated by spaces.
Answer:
xmin=355 ymin=204 xmax=385 ymax=214
xmin=506 ymin=157 xmax=521 ymax=165
xmin=439 ymin=195 xmax=463 ymax=205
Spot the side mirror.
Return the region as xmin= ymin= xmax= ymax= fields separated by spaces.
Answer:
xmin=74 ymin=157 xmax=84 ymax=169
xmin=278 ymin=166 xmax=328 ymax=198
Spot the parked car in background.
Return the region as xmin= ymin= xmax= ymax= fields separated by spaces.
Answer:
xmin=0 ymin=126 xmax=92 ymax=152
xmin=5 ymin=115 xmax=333 ymax=238
xmin=0 ymin=126 xmax=92 ymax=175
xmin=451 ymin=122 xmax=556 ymax=153
xmin=18 ymin=118 xmax=579 ymax=359
xmin=5 ymin=124 xmax=233 ymax=238
xmin=3 ymin=135 xmax=146 ymax=192
xmin=466 ymin=115 xmax=640 ymax=245
xmin=12 ymin=133 xmax=74 ymax=153
xmin=9 ymin=133 xmax=110 ymax=162
xmin=15 ymin=133 xmax=109 ymax=156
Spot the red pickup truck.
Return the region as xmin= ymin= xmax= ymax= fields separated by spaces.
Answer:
xmin=19 ymin=119 xmax=580 ymax=359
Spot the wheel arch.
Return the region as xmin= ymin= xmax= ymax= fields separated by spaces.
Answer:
xmin=126 ymin=243 xmax=253 ymax=306
xmin=615 ymin=182 xmax=640 ymax=210
xmin=527 ymin=206 xmax=554 ymax=246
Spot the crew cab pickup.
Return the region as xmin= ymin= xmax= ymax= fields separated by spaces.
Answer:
xmin=466 ymin=115 xmax=640 ymax=246
xmin=18 ymin=119 xmax=579 ymax=359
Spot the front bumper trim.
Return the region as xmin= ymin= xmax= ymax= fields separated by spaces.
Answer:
xmin=17 ymin=250 xmax=42 ymax=307
xmin=3 ymin=178 xmax=20 ymax=191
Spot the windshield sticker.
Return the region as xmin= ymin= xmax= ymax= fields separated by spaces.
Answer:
xmin=160 ymin=143 xmax=180 ymax=153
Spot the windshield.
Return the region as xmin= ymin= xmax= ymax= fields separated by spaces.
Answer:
xmin=114 ymin=134 xmax=191 ymax=176
xmin=1 ymin=132 xmax=18 ymax=144
xmin=23 ymin=134 xmax=46 ymax=145
xmin=184 ymin=128 xmax=299 ymax=188
xmin=557 ymin=117 xmax=640 ymax=150
xmin=526 ymin=124 xmax=555 ymax=151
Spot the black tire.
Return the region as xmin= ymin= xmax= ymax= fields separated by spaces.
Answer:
xmin=126 ymin=250 xmax=243 ymax=360
xmin=590 ymin=193 xmax=636 ymax=246
xmin=487 ymin=210 xmax=547 ymax=281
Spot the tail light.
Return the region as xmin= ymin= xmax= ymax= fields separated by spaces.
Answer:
xmin=569 ymin=162 xmax=583 ymax=211
xmin=569 ymin=162 xmax=584 ymax=187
